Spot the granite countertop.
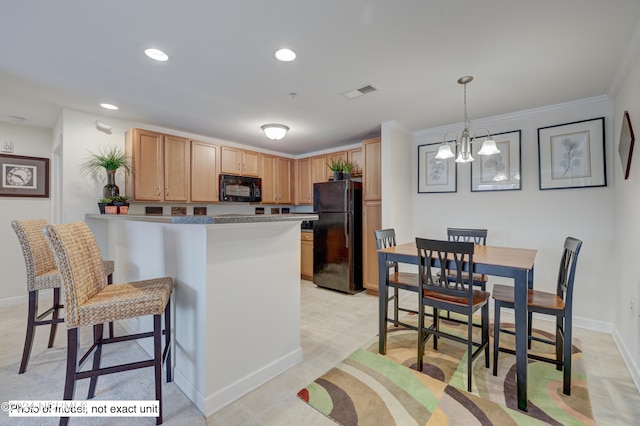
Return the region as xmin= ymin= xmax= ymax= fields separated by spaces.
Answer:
xmin=86 ymin=213 xmax=318 ymax=225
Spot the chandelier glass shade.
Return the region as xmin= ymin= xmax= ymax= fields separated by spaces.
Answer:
xmin=261 ymin=124 xmax=289 ymax=140
xmin=435 ymin=76 xmax=499 ymax=163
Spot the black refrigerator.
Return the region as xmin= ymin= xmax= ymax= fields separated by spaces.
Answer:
xmin=313 ymin=180 xmax=363 ymax=294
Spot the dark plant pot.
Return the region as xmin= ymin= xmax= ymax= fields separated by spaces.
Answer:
xmin=98 ymin=202 xmax=111 ymax=214
xmin=343 ymin=173 xmax=351 ymax=180
xmin=333 ymin=171 xmax=343 ymax=181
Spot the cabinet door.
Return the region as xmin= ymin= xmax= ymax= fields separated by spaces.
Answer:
xmin=362 ymin=200 xmax=382 ymax=293
xmin=243 ymin=150 xmax=260 ymax=177
xmin=164 ymin=135 xmax=190 ymax=202
xmin=260 ymin=154 xmax=277 ymax=204
xmin=300 ymin=232 xmax=314 ymax=280
xmin=311 ymin=155 xmax=327 ymax=184
xmin=191 ymin=141 xmax=219 ymax=203
xmin=220 ymin=146 xmax=242 ymax=175
xmin=277 ymin=157 xmax=292 ymax=204
xmin=296 ymin=157 xmax=312 ymax=205
xmin=348 ymin=148 xmax=363 ymax=176
xmin=130 ymin=128 xmax=164 ymax=201
xmin=363 ymin=137 xmax=381 ymax=201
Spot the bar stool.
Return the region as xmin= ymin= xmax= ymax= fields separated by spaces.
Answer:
xmin=11 ymin=219 xmax=115 ymax=374
xmin=44 ymin=221 xmax=173 ymax=425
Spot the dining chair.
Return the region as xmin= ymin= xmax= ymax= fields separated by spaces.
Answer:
xmin=446 ymin=228 xmax=488 ymax=290
xmin=11 ymin=219 xmax=115 ymax=374
xmin=492 ymin=236 xmax=582 ymax=395
xmin=416 ymin=237 xmax=490 ymax=392
xmin=374 ymin=229 xmax=420 ymax=350
xmin=44 ymin=221 xmax=174 ymax=425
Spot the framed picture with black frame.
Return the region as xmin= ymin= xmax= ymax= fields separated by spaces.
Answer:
xmin=537 ymin=117 xmax=606 ymax=190
xmin=418 ymin=141 xmax=457 ymax=193
xmin=618 ymin=111 xmax=635 ymax=180
xmin=0 ymin=154 xmax=50 ymax=198
xmin=470 ymin=129 xmax=521 ymax=192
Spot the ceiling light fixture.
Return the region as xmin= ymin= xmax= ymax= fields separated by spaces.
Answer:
xmin=435 ymin=76 xmax=500 ymax=163
xmin=274 ymin=48 xmax=296 ymax=62
xmin=100 ymin=103 xmax=118 ymax=111
xmin=95 ymin=120 xmax=112 ymax=134
xmin=261 ymin=124 xmax=289 ymax=140
xmin=144 ymin=48 xmax=169 ymax=62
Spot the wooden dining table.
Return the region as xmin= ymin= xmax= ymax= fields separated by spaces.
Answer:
xmin=377 ymin=242 xmax=537 ymax=411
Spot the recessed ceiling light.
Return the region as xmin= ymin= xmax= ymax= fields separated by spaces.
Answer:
xmin=275 ymin=48 xmax=296 ymax=62
xmin=7 ymin=115 xmax=26 ymax=123
xmin=144 ymin=48 xmax=169 ymax=62
xmin=100 ymin=103 xmax=118 ymax=110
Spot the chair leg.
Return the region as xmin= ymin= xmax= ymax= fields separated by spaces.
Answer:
xmin=493 ymin=302 xmax=501 ymax=376
xmin=60 ymin=328 xmax=79 ymax=426
xmin=482 ymin=304 xmax=489 ymax=368
xmin=556 ymin=316 xmax=563 ymax=371
xmin=380 ymin=285 xmax=390 ymax=355
xmin=48 ymin=287 xmax=61 ymax=348
xmin=433 ymin=309 xmax=439 ymax=350
xmin=563 ymin=316 xmax=572 ymax=395
xmin=467 ymin=317 xmax=473 ymax=392
xmin=107 ymin=273 xmax=114 ymax=339
xmin=154 ymin=314 xmax=163 ymax=425
xmin=19 ymin=291 xmax=38 ymax=374
xmin=87 ymin=324 xmax=104 ymax=399
xmin=416 ymin=300 xmax=425 ymax=372
xmin=164 ymin=300 xmax=172 ymax=383
xmin=393 ymin=287 xmax=399 ymax=326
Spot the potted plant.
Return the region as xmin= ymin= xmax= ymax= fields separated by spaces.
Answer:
xmin=327 ymin=158 xmax=344 ymax=181
xmin=79 ymin=146 xmax=132 ymax=199
xmin=111 ymin=195 xmax=130 ymax=214
xmin=98 ymin=197 xmax=113 ymax=214
xmin=342 ymin=160 xmax=354 ymax=180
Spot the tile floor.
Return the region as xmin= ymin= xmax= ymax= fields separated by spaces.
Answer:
xmin=207 ymin=281 xmax=640 ymax=425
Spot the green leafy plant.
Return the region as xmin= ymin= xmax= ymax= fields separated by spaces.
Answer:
xmin=79 ymin=145 xmax=132 ymax=176
xmin=111 ymin=195 xmax=130 ymax=204
xmin=327 ymin=158 xmax=344 ymax=172
xmin=99 ymin=197 xmax=113 ymax=204
xmin=342 ymin=160 xmax=354 ymax=174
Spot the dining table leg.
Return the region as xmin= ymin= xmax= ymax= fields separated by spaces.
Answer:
xmin=514 ymin=268 xmax=529 ymax=411
xmin=378 ymin=251 xmax=388 ymax=355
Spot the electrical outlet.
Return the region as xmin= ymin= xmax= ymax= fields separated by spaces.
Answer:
xmin=1 ymin=141 xmax=14 ymax=153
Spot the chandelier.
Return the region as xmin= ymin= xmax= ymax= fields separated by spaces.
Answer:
xmin=435 ymin=76 xmax=500 ymax=163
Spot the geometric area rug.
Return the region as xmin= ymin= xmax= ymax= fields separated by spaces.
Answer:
xmin=298 ymin=317 xmax=594 ymax=425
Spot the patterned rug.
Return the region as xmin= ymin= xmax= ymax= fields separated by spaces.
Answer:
xmin=298 ymin=316 xmax=594 ymax=425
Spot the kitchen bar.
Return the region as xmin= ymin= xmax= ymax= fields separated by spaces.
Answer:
xmin=85 ymin=213 xmax=317 ymax=417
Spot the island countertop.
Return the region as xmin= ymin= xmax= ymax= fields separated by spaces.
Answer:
xmin=85 ymin=213 xmax=318 ymax=225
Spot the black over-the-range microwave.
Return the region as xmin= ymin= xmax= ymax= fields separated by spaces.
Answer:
xmin=219 ymin=174 xmax=262 ymax=202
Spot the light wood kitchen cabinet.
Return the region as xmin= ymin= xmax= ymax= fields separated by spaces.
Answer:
xmin=363 ymin=137 xmax=381 ymax=201
xmin=311 ymin=155 xmax=327 ymax=184
xmin=326 ymin=150 xmax=347 ymax=176
xmin=296 ymin=157 xmax=312 ymax=205
xmin=301 ymin=231 xmax=314 ymax=280
xmin=126 ymin=128 xmax=190 ymax=202
xmin=220 ymin=146 xmax=260 ymax=177
xmin=191 ymin=141 xmax=219 ymax=203
xmin=348 ymin=148 xmax=363 ymax=176
xmin=260 ymin=154 xmax=292 ymax=204
xmin=362 ymin=200 xmax=382 ymax=294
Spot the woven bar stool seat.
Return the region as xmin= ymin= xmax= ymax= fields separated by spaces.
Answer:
xmin=44 ymin=221 xmax=173 ymax=426
xmin=11 ymin=219 xmax=115 ymax=374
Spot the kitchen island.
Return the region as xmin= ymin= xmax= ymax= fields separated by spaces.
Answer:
xmin=85 ymin=213 xmax=317 ymax=417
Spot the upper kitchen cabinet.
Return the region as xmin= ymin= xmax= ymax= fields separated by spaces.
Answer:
xmin=191 ymin=141 xmax=219 ymax=203
xmin=348 ymin=148 xmax=363 ymax=176
xmin=310 ymin=155 xmax=327 ymax=184
xmin=326 ymin=151 xmax=347 ymax=171
xmin=221 ymin=146 xmax=260 ymax=177
xmin=125 ymin=128 xmax=190 ymax=202
xmin=295 ymin=157 xmax=312 ymax=205
xmin=362 ymin=137 xmax=381 ymax=201
xmin=260 ymin=154 xmax=292 ymax=204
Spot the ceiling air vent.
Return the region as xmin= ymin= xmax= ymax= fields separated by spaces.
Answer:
xmin=342 ymin=84 xmax=378 ymax=99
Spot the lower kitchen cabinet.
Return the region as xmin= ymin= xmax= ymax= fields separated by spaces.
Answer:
xmin=301 ymin=231 xmax=314 ymax=280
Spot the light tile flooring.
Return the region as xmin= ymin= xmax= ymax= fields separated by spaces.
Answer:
xmin=207 ymin=281 xmax=640 ymax=425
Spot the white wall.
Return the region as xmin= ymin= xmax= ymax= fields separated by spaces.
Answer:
xmin=410 ymin=97 xmax=616 ymax=326
xmin=612 ymin=39 xmax=640 ymax=376
xmin=0 ymin=123 xmax=53 ymax=300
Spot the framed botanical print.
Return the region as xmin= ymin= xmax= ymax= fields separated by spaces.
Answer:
xmin=418 ymin=142 xmax=457 ymax=193
xmin=470 ymin=130 xmax=521 ymax=192
xmin=537 ymin=117 xmax=606 ymax=190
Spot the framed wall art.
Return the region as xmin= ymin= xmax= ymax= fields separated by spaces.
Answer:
xmin=470 ymin=129 xmax=521 ymax=192
xmin=618 ymin=110 xmax=635 ymax=180
xmin=418 ymin=142 xmax=457 ymax=193
xmin=537 ymin=117 xmax=606 ymax=190
xmin=0 ymin=154 xmax=50 ymax=198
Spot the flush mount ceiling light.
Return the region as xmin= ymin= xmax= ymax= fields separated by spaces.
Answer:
xmin=274 ymin=48 xmax=296 ymax=62
xmin=144 ymin=48 xmax=169 ymax=62
xmin=261 ymin=124 xmax=289 ymax=140
xmin=435 ymin=76 xmax=500 ymax=163
xmin=100 ymin=103 xmax=118 ymax=111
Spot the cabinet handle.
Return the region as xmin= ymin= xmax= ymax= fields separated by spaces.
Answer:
xmin=157 ymin=187 xmax=161 ymax=196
